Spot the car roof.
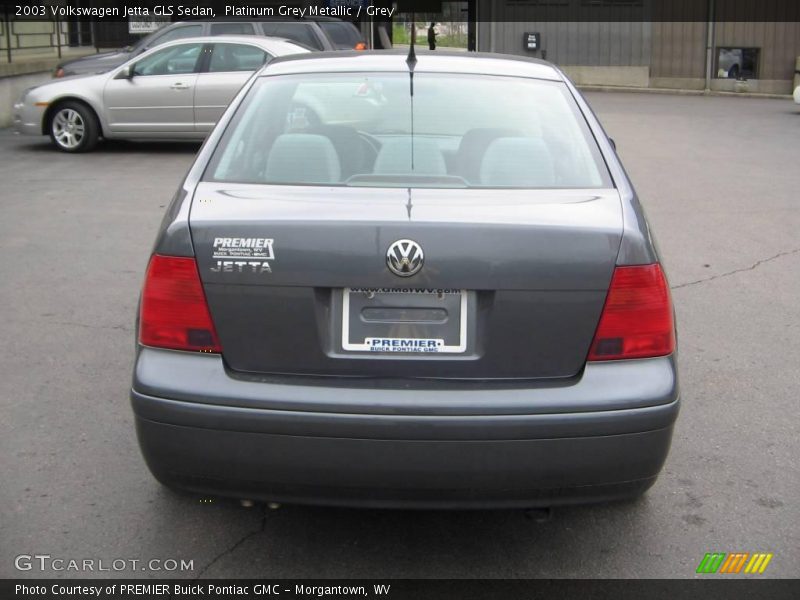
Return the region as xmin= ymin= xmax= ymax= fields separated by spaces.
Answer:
xmin=157 ymin=35 xmax=309 ymax=54
xmin=259 ymin=50 xmax=563 ymax=81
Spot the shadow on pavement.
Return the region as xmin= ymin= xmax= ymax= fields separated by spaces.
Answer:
xmin=145 ymin=485 xmax=653 ymax=578
xmin=15 ymin=138 xmax=202 ymax=155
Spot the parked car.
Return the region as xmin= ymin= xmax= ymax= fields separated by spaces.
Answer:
xmin=314 ymin=18 xmax=368 ymax=50
xmin=794 ymin=85 xmax=800 ymax=104
xmin=54 ymin=17 xmax=364 ymax=78
xmin=131 ymin=51 xmax=679 ymax=509
xmin=14 ymin=36 xmax=308 ymax=152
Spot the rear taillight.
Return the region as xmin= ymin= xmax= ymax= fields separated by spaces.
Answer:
xmin=354 ymin=42 xmax=367 ymax=51
xmin=588 ymin=264 xmax=675 ymax=361
xmin=139 ymin=255 xmax=222 ymax=353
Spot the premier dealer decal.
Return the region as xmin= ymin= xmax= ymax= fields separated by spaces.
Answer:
xmin=210 ymin=237 xmax=274 ymax=273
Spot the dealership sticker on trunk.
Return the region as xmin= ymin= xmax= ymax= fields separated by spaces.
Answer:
xmin=210 ymin=237 xmax=274 ymax=273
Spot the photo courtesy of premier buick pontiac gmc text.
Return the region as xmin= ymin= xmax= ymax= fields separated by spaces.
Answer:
xmin=130 ymin=50 xmax=679 ymax=509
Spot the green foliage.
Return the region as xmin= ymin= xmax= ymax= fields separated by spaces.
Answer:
xmin=392 ymin=23 xmax=410 ymax=45
xmin=391 ymin=23 xmax=467 ymax=49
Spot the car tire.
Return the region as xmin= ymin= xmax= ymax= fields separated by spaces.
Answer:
xmin=48 ymin=101 xmax=100 ymax=153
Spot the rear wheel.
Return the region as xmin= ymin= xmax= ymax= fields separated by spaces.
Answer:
xmin=49 ymin=101 xmax=99 ymax=153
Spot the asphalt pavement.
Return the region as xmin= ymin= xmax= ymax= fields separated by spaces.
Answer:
xmin=1 ymin=92 xmax=798 ymax=579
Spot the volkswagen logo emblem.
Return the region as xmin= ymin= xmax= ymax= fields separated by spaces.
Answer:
xmin=386 ymin=239 xmax=424 ymax=277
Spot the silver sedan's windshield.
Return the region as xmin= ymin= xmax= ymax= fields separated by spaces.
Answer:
xmin=204 ymin=72 xmax=612 ymax=189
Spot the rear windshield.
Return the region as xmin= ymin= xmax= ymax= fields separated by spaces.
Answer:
xmin=319 ymin=21 xmax=364 ymax=48
xmin=204 ymin=72 xmax=612 ymax=189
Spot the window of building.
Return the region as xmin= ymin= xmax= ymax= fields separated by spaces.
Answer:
xmin=716 ymin=47 xmax=760 ymax=79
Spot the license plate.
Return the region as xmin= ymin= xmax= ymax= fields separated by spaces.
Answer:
xmin=342 ymin=288 xmax=468 ymax=353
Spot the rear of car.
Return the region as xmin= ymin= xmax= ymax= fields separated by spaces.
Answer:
xmin=131 ymin=53 xmax=679 ymax=508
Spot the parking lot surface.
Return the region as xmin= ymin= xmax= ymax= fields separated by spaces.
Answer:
xmin=1 ymin=93 xmax=798 ymax=578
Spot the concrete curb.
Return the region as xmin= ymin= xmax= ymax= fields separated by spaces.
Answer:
xmin=577 ymin=84 xmax=793 ymax=100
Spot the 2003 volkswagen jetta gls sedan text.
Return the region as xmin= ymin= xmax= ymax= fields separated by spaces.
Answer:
xmin=131 ymin=51 xmax=679 ymax=509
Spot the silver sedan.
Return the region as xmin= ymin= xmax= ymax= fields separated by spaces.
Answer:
xmin=13 ymin=36 xmax=308 ymax=152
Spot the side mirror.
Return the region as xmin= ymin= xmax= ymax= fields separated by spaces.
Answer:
xmin=115 ymin=65 xmax=134 ymax=80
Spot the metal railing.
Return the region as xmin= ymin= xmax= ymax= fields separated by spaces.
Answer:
xmin=1 ymin=8 xmax=94 ymax=63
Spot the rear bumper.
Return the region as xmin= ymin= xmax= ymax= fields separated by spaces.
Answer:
xmin=131 ymin=348 xmax=680 ymax=508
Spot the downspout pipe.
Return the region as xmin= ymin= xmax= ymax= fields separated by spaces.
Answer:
xmin=704 ymin=0 xmax=715 ymax=92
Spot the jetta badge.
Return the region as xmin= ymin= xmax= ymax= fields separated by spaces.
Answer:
xmin=386 ymin=239 xmax=424 ymax=277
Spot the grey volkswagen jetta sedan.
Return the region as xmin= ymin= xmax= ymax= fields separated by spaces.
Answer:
xmin=132 ymin=51 xmax=679 ymax=509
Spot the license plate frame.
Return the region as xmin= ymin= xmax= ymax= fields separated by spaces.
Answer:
xmin=341 ymin=288 xmax=468 ymax=354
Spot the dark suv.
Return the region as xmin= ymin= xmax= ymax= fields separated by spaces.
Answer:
xmin=54 ymin=17 xmax=365 ymax=77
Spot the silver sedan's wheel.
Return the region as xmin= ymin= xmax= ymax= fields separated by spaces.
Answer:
xmin=52 ymin=109 xmax=85 ymax=150
xmin=48 ymin=101 xmax=99 ymax=153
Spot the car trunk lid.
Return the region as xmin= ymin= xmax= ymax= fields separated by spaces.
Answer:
xmin=189 ymin=182 xmax=622 ymax=379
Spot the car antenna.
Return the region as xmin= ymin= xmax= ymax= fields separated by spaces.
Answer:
xmin=406 ymin=14 xmax=417 ymax=74
xmin=406 ymin=14 xmax=417 ymax=171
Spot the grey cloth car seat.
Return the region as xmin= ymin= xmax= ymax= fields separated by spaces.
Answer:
xmin=309 ymin=125 xmax=374 ymax=180
xmin=373 ymin=138 xmax=447 ymax=176
xmin=265 ymin=134 xmax=341 ymax=184
xmin=455 ymin=128 xmax=521 ymax=183
xmin=479 ymin=137 xmax=555 ymax=187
